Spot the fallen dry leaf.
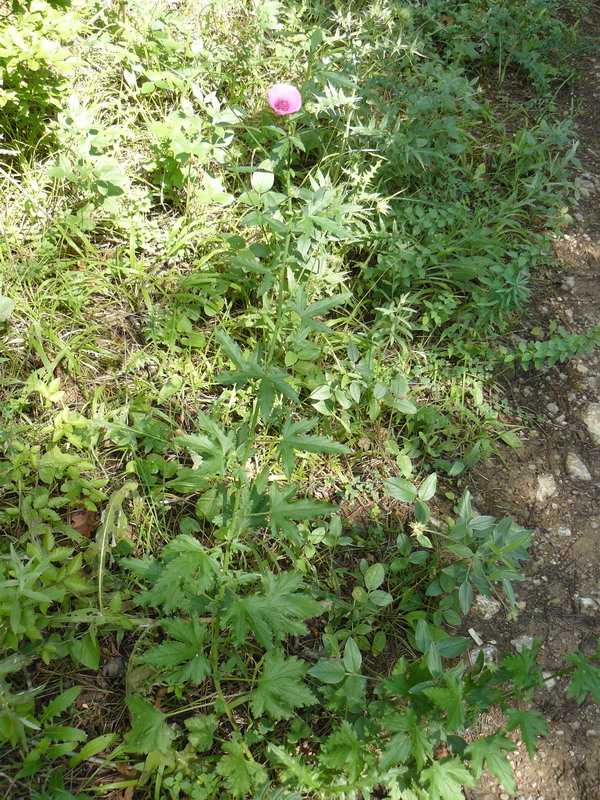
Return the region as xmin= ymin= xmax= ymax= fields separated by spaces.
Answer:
xmin=70 ymin=509 xmax=99 ymax=538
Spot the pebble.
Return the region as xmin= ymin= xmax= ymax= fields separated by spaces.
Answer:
xmin=583 ymin=402 xmax=600 ymax=444
xmin=511 ymin=634 xmax=534 ymax=652
xmin=472 ymin=594 xmax=502 ymax=619
xmin=535 ymin=474 xmax=557 ymax=503
xmin=566 ymin=451 xmax=592 ymax=481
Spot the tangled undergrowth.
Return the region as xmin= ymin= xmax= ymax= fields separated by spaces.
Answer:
xmin=1 ymin=1 xmax=599 ymax=798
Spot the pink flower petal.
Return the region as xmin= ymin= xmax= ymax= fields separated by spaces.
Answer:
xmin=267 ymin=83 xmax=302 ymax=115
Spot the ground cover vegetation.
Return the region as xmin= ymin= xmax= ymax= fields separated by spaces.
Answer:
xmin=1 ymin=0 xmax=599 ymax=797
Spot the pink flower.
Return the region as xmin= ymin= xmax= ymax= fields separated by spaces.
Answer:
xmin=267 ymin=83 xmax=302 ymax=116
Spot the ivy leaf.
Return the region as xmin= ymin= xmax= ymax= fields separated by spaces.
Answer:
xmin=565 ymin=650 xmax=600 ymax=703
xmin=465 ymin=733 xmax=517 ymax=794
xmin=216 ymin=739 xmax=268 ymax=798
xmin=122 ymin=696 xmax=175 ymax=754
xmin=223 ymin=571 xmax=323 ymax=649
xmin=421 ymin=757 xmax=476 ymax=800
xmin=505 ymin=708 xmax=549 ymax=758
xmin=423 ymin=674 xmax=466 ymax=730
xmin=251 ymin=652 xmax=316 ymax=720
xmin=139 ymin=617 xmax=210 ymax=684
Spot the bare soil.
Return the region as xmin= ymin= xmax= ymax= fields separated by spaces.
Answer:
xmin=464 ymin=7 xmax=600 ymax=799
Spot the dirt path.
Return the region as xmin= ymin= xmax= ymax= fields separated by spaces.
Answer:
xmin=464 ymin=7 xmax=600 ymax=800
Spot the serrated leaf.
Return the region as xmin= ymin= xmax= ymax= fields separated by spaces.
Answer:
xmin=269 ymin=484 xmax=337 ymax=542
xmin=380 ymin=731 xmax=412 ymax=771
xmin=384 ymin=477 xmax=417 ymax=503
xmin=423 ymin=675 xmax=466 ymax=730
xmin=251 ymin=652 xmax=316 ymax=720
xmin=223 ymin=571 xmax=323 ymax=649
xmin=308 ymin=660 xmax=346 ymax=684
xmin=565 ymin=651 xmax=600 ymax=703
xmin=319 ymin=720 xmax=363 ymax=781
xmin=505 ymin=708 xmax=549 ymax=758
xmin=465 ymin=733 xmax=517 ymax=794
xmin=381 ymin=707 xmax=433 ymax=770
xmin=139 ymin=617 xmax=210 ymax=684
xmin=123 ymin=696 xmax=175 ymax=754
xmin=421 ymin=757 xmax=475 ymax=800
xmin=185 ymin=714 xmax=218 ymax=751
xmin=137 ymin=537 xmax=218 ymax=614
xmin=277 ymin=417 xmax=351 ymax=478
xmin=216 ymin=740 xmax=268 ymax=797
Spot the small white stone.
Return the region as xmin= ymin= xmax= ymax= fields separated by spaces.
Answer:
xmin=583 ymin=403 xmax=600 ymax=444
xmin=578 ymin=597 xmax=599 ymax=612
xmin=471 ymin=644 xmax=497 ymax=665
xmin=542 ymin=671 xmax=557 ymax=690
xmin=511 ymin=634 xmax=534 ymax=653
xmin=472 ymin=594 xmax=502 ymax=620
xmin=535 ymin=474 xmax=557 ymax=503
xmin=547 ymin=402 xmax=559 ymax=414
xmin=566 ymin=452 xmax=592 ymax=481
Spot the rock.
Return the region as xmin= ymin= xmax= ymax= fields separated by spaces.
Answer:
xmin=472 ymin=594 xmax=502 ymax=620
xmin=471 ymin=644 xmax=497 ymax=665
xmin=566 ymin=452 xmax=592 ymax=481
xmin=535 ymin=474 xmax=557 ymax=504
xmin=583 ymin=402 xmax=600 ymax=444
xmin=510 ymin=634 xmax=534 ymax=653
xmin=542 ymin=671 xmax=557 ymax=690
xmin=547 ymin=402 xmax=559 ymax=415
xmin=550 ymin=524 xmax=572 ymax=538
xmin=577 ymin=596 xmax=599 ymax=612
